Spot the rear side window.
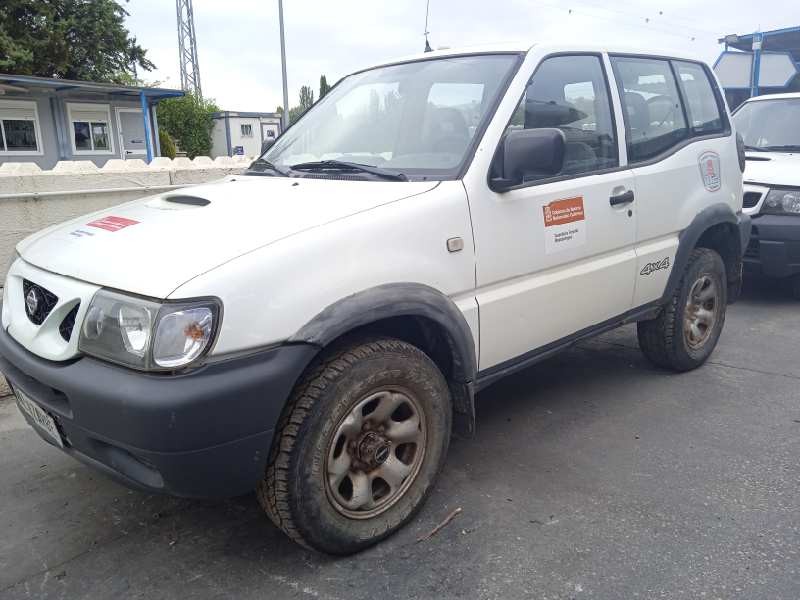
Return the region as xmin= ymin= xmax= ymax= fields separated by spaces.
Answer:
xmin=505 ymin=54 xmax=618 ymax=180
xmin=611 ymin=56 xmax=688 ymax=162
xmin=674 ymin=61 xmax=723 ymax=135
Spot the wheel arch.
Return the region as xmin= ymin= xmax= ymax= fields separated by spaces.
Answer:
xmin=664 ymin=203 xmax=749 ymax=305
xmin=289 ymin=283 xmax=478 ymax=437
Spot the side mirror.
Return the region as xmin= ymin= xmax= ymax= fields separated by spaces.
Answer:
xmin=735 ymin=132 xmax=746 ymax=173
xmin=261 ymin=138 xmax=275 ymax=155
xmin=490 ymin=128 xmax=565 ymax=192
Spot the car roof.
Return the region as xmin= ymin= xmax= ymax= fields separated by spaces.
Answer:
xmin=360 ymin=42 xmax=711 ymax=72
xmin=743 ymin=92 xmax=800 ymax=102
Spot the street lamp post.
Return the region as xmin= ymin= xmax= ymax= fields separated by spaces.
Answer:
xmin=278 ymin=0 xmax=290 ymax=133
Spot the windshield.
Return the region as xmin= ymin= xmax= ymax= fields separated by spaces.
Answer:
xmin=260 ymin=54 xmax=520 ymax=180
xmin=733 ymin=98 xmax=800 ymax=151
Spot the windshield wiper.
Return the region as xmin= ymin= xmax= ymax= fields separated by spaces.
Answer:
xmin=743 ymin=144 xmax=769 ymax=152
xmin=246 ymin=157 xmax=288 ymax=176
xmin=759 ymin=145 xmax=800 ymax=152
xmin=289 ymin=160 xmax=408 ymax=181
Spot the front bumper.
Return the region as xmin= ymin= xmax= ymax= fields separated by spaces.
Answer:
xmin=0 ymin=323 xmax=317 ymax=498
xmin=743 ymin=214 xmax=800 ymax=278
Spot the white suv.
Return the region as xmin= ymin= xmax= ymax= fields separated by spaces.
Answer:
xmin=732 ymin=92 xmax=800 ymax=297
xmin=0 ymin=43 xmax=749 ymax=554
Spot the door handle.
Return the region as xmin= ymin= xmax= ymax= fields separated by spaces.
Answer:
xmin=610 ymin=190 xmax=635 ymax=206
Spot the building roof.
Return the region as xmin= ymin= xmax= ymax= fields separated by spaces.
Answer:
xmin=211 ymin=110 xmax=282 ymax=119
xmin=720 ymin=26 xmax=800 ymax=62
xmin=0 ymin=72 xmax=184 ymax=101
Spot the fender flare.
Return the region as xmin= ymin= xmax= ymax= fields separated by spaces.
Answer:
xmin=289 ymin=284 xmax=478 ymax=435
xmin=289 ymin=283 xmax=476 ymax=380
xmin=662 ymin=203 xmax=750 ymax=303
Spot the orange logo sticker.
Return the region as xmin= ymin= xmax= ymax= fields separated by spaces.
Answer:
xmin=543 ymin=196 xmax=585 ymax=227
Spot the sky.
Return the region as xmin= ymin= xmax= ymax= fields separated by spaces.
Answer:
xmin=123 ymin=0 xmax=796 ymax=112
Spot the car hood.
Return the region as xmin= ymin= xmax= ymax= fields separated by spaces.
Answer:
xmin=744 ymin=151 xmax=800 ymax=187
xmin=18 ymin=176 xmax=438 ymax=298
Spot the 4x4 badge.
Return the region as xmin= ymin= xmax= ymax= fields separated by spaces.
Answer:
xmin=640 ymin=257 xmax=670 ymax=276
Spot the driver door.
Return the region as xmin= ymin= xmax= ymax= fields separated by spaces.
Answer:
xmin=471 ymin=53 xmax=638 ymax=371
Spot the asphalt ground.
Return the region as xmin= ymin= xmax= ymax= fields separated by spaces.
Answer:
xmin=1 ymin=273 xmax=798 ymax=599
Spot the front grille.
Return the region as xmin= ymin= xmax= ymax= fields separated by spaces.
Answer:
xmin=743 ymin=192 xmax=762 ymax=208
xmin=22 ymin=280 xmax=59 ymax=325
xmin=59 ymin=304 xmax=80 ymax=342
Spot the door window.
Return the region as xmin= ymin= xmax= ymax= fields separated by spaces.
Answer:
xmin=505 ymin=54 xmax=618 ymax=180
xmin=611 ymin=57 xmax=688 ymax=162
xmin=673 ymin=61 xmax=723 ymax=135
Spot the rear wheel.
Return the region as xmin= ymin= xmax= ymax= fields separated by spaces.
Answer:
xmin=257 ymin=338 xmax=451 ymax=554
xmin=637 ymin=248 xmax=727 ymax=371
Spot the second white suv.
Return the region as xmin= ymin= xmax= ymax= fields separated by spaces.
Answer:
xmin=0 ymin=43 xmax=749 ymax=554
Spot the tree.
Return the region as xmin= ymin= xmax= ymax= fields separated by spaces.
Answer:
xmin=0 ymin=0 xmax=154 ymax=83
xmin=319 ymin=75 xmax=331 ymax=99
xmin=158 ymin=129 xmax=176 ymax=159
xmin=288 ymin=85 xmax=316 ymax=125
xmin=156 ymin=94 xmax=220 ymax=158
xmin=299 ymin=85 xmax=315 ymax=111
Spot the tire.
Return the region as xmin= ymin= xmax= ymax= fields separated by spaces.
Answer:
xmin=257 ymin=338 xmax=452 ymax=554
xmin=637 ymin=248 xmax=727 ymax=372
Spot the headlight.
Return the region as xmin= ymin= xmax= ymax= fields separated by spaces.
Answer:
xmin=78 ymin=289 xmax=220 ymax=371
xmin=762 ymin=188 xmax=800 ymax=216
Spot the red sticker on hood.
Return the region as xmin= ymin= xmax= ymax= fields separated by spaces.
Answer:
xmin=87 ymin=216 xmax=140 ymax=232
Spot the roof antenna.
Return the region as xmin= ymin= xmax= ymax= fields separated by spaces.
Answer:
xmin=424 ymin=0 xmax=433 ymax=52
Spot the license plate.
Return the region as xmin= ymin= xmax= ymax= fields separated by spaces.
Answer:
xmin=15 ymin=388 xmax=64 ymax=448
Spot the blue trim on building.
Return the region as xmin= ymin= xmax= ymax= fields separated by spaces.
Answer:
xmin=0 ymin=72 xmax=184 ymax=101
xmin=140 ymin=92 xmax=153 ymax=163
xmin=750 ymin=32 xmax=763 ymax=97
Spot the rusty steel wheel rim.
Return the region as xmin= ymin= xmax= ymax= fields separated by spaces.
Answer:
xmin=324 ymin=387 xmax=427 ymax=520
xmin=684 ymin=274 xmax=719 ymax=349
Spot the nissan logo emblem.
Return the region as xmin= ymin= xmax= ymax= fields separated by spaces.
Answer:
xmin=374 ymin=445 xmax=390 ymax=465
xmin=25 ymin=288 xmax=39 ymax=317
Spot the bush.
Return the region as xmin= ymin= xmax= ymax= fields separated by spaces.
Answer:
xmin=158 ymin=128 xmax=176 ymax=159
xmin=156 ymin=93 xmax=220 ymax=158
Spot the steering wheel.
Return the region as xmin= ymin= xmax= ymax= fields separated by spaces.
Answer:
xmin=432 ymin=135 xmax=468 ymax=154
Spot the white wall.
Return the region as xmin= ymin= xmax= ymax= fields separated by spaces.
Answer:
xmin=210 ymin=119 xmax=229 ymax=159
xmin=229 ymin=117 xmax=263 ymax=157
xmin=210 ymin=116 xmax=283 ymax=159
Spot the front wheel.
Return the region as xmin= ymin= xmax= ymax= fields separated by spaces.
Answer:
xmin=637 ymin=248 xmax=727 ymax=371
xmin=257 ymin=338 xmax=451 ymax=554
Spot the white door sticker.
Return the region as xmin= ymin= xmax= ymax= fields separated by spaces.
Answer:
xmin=543 ymin=196 xmax=586 ymax=254
xmin=698 ymin=151 xmax=721 ymax=192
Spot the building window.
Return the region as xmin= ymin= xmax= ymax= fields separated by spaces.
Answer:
xmin=0 ymin=100 xmax=42 ymax=154
xmin=241 ymin=124 xmax=253 ymax=137
xmin=67 ymin=103 xmax=114 ymax=154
